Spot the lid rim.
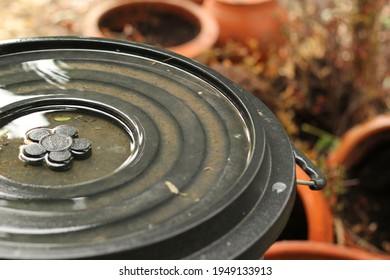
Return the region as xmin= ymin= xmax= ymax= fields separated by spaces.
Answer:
xmin=0 ymin=37 xmax=295 ymax=259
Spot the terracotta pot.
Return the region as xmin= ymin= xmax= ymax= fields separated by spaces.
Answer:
xmin=265 ymin=240 xmax=387 ymax=260
xmin=203 ymin=0 xmax=288 ymax=51
xmin=189 ymin=0 xmax=204 ymax=4
xmin=328 ymin=114 xmax=390 ymax=168
xmin=328 ymin=114 xmax=390 ymax=258
xmin=296 ymin=165 xmax=334 ymax=242
xmin=279 ymin=165 xmax=333 ymax=242
xmin=82 ymin=0 xmax=219 ymax=58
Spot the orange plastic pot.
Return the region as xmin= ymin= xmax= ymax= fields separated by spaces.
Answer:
xmin=82 ymin=0 xmax=219 ymax=58
xmin=264 ymin=240 xmax=387 ymax=260
xmin=296 ymin=165 xmax=334 ymax=242
xmin=203 ymin=0 xmax=288 ymax=51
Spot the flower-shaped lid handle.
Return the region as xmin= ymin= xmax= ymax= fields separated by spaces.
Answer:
xmin=20 ymin=125 xmax=92 ymax=171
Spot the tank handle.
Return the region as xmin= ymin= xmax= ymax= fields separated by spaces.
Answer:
xmin=293 ymin=146 xmax=327 ymax=190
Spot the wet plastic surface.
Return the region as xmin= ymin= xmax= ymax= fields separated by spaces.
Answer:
xmin=0 ymin=37 xmax=296 ymax=259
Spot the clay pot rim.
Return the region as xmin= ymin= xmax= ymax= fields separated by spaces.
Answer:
xmin=296 ymin=165 xmax=334 ymax=243
xmin=207 ymin=0 xmax=273 ymax=6
xmin=326 ymin=114 xmax=390 ymax=257
xmin=328 ymin=114 xmax=390 ymax=167
xmin=265 ymin=240 xmax=390 ymax=260
xmin=82 ymin=0 xmax=219 ymax=58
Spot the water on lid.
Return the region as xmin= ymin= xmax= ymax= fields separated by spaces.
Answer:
xmin=0 ymin=47 xmax=260 ymax=258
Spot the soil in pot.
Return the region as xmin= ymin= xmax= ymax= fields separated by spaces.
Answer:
xmin=336 ymin=139 xmax=390 ymax=254
xmin=99 ymin=4 xmax=200 ymax=48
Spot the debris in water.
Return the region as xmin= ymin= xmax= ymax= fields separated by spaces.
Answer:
xmin=54 ymin=116 xmax=71 ymax=122
xmin=165 ymin=181 xmax=187 ymax=197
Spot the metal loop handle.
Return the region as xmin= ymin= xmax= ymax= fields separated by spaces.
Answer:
xmin=293 ymin=146 xmax=327 ymax=190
